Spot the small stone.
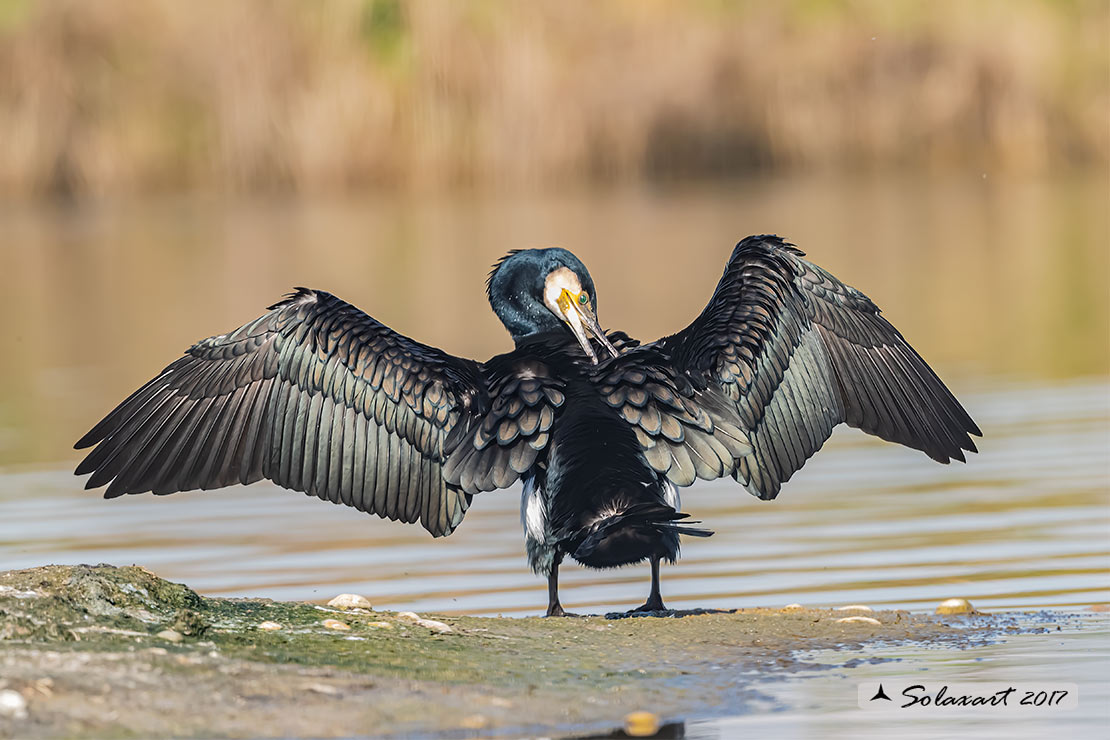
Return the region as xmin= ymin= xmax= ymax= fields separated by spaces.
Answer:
xmin=416 ymin=618 xmax=453 ymax=634
xmin=147 ymin=647 xmax=169 ymax=656
xmin=171 ymin=609 xmax=209 ymax=637
xmin=459 ymin=714 xmax=489 ymax=729
xmin=155 ymin=629 xmax=184 ymax=643
xmin=321 ymin=619 xmax=351 ymax=631
xmin=0 ymin=690 xmax=27 ymax=720
xmin=781 ymin=603 xmax=803 ymax=611
xmin=935 ymin=598 xmax=975 ymax=615
xmin=624 ymin=710 xmax=661 ymax=737
xmin=327 ymin=594 xmax=373 ymax=610
xmin=396 ymin=612 xmax=453 ymax=633
xmin=835 ymin=616 xmax=882 ymax=626
xmin=366 ymin=621 xmax=394 ymax=630
xmin=305 ymin=683 xmax=341 ymax=696
xmin=257 ymin=621 xmax=283 ymax=631
xmin=835 ymin=604 xmax=873 ymax=612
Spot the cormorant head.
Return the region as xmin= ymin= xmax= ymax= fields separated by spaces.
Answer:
xmin=487 ymin=248 xmax=618 ymax=363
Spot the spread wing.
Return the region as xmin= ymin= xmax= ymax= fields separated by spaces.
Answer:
xmin=74 ymin=288 xmax=486 ymax=536
xmin=651 ymin=235 xmax=980 ymax=499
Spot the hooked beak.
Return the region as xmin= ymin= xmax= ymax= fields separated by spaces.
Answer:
xmin=555 ymin=289 xmax=619 ymax=364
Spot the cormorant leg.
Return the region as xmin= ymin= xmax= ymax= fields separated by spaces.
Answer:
xmin=631 ymin=556 xmax=667 ymax=613
xmin=544 ymin=552 xmax=580 ymax=617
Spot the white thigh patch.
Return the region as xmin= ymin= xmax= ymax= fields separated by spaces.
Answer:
xmin=520 ymin=475 xmax=548 ymax=543
xmin=662 ymin=478 xmax=681 ymax=510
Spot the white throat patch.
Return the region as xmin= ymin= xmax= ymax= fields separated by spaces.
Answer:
xmin=542 ymin=267 xmax=584 ymax=315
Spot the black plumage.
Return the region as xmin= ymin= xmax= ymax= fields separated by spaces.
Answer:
xmin=75 ymin=237 xmax=980 ymax=615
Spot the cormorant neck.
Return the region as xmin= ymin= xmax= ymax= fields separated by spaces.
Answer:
xmin=494 ymin=299 xmax=566 ymax=346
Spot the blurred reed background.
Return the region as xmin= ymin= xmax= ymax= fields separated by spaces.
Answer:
xmin=0 ymin=0 xmax=1106 ymax=468
xmin=0 ymin=0 xmax=1106 ymax=196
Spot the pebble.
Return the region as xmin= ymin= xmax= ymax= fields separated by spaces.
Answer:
xmin=257 ymin=621 xmax=283 ymax=631
xmin=156 ymin=629 xmax=184 ymax=643
xmin=935 ymin=598 xmax=975 ymax=615
xmin=327 ymin=594 xmax=373 ymax=610
xmin=834 ymin=604 xmax=873 ymax=612
xmin=835 ymin=616 xmax=882 ymax=626
xmin=0 ymin=690 xmax=28 ymax=720
xmin=366 ymin=621 xmax=394 ymax=630
xmin=624 ymin=710 xmax=661 ymax=737
xmin=321 ymin=619 xmax=351 ymax=631
xmin=305 ymin=683 xmax=340 ymax=696
xmin=397 ymin=611 xmax=453 ymax=634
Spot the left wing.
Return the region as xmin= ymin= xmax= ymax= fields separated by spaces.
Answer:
xmin=74 ymin=288 xmax=487 ymax=536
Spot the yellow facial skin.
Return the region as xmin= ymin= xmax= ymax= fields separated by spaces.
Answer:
xmin=543 ymin=268 xmax=619 ymax=364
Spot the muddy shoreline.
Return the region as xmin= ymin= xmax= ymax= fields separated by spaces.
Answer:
xmin=0 ymin=564 xmax=1048 ymax=738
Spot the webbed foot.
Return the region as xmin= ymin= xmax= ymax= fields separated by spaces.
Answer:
xmin=544 ymin=603 xmax=582 ymax=618
xmin=629 ymin=595 xmax=667 ymax=614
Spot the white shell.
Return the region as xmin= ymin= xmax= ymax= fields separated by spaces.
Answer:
xmin=835 ymin=616 xmax=882 ymax=625
xmin=397 ymin=611 xmax=453 ymax=633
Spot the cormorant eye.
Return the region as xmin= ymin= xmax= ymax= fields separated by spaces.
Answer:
xmin=578 ymin=293 xmax=589 ymax=305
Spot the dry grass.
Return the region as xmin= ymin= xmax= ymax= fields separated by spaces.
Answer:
xmin=0 ymin=0 xmax=1106 ymax=196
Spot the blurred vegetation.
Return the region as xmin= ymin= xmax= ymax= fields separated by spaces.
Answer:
xmin=0 ymin=0 xmax=1106 ymax=196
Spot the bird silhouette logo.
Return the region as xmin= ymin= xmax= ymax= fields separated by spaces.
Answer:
xmin=870 ymin=684 xmax=893 ymax=701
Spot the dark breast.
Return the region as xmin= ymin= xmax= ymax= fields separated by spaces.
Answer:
xmin=543 ymin=376 xmax=660 ymax=535
xmin=455 ymin=333 xmax=671 ymax=565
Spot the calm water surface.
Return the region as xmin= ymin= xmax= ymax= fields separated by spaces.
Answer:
xmin=0 ymin=174 xmax=1106 ymax=735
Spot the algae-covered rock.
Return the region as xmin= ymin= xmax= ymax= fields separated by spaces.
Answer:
xmin=0 ymin=564 xmax=204 ymax=641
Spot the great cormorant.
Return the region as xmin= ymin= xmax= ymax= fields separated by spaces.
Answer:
xmin=74 ymin=236 xmax=980 ymax=616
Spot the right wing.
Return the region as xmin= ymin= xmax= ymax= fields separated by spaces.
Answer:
xmin=74 ymin=288 xmax=487 ymax=536
xmin=660 ymin=235 xmax=980 ymax=500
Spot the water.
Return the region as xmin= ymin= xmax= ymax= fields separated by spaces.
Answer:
xmin=0 ymin=173 xmax=1107 ymax=734
xmin=1 ymin=376 xmax=1106 ymax=616
xmin=687 ymin=614 xmax=1110 ymax=739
